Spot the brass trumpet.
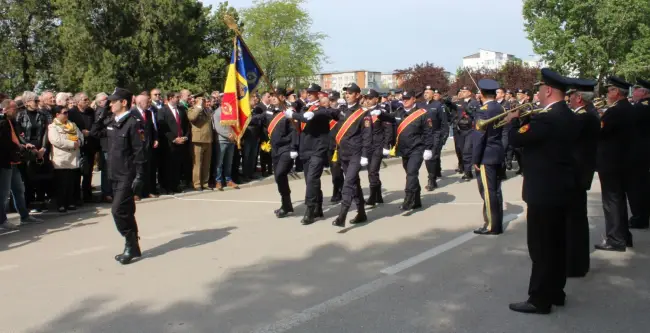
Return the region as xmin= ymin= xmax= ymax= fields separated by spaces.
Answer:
xmin=494 ymin=107 xmax=545 ymax=128
xmin=475 ymin=102 xmax=533 ymax=131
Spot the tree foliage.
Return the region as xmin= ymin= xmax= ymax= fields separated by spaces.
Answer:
xmin=241 ymin=0 xmax=326 ymax=90
xmin=523 ymin=0 xmax=650 ymax=83
xmin=395 ymin=62 xmax=449 ymax=94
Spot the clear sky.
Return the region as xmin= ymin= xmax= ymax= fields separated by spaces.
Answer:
xmin=203 ymin=0 xmax=537 ymax=74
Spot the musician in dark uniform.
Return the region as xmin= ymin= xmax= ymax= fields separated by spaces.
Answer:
xmin=285 ymin=83 xmax=340 ymax=225
xmin=364 ymin=89 xmax=393 ymax=206
xmin=596 ymin=76 xmax=636 ymax=251
xmin=331 ymin=83 xmax=372 ymax=227
xmin=506 ymin=89 xmax=531 ymax=174
xmin=454 ymin=86 xmax=481 ymax=180
xmin=327 ymin=91 xmax=344 ymax=204
xmin=105 ymin=88 xmax=146 ymax=265
xmin=565 ymin=78 xmax=600 ymax=276
xmin=379 ymin=90 xmax=434 ymax=210
xmin=496 ymin=88 xmax=510 ymax=180
xmin=471 ymin=79 xmax=505 ymax=235
xmin=628 ymin=78 xmax=650 ymax=229
xmin=503 ymin=68 xmax=577 ymax=314
xmin=416 ymin=85 xmax=444 ymax=191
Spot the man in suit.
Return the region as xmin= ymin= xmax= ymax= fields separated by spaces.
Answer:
xmin=131 ymin=94 xmax=159 ymax=200
xmin=187 ymin=93 xmax=213 ymax=191
xmin=156 ymin=92 xmax=190 ymax=193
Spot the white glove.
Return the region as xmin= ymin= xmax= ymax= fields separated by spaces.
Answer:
xmin=382 ymin=148 xmax=390 ymax=156
xmin=266 ymin=111 xmax=273 ymax=115
xmin=290 ymin=151 xmax=298 ymax=159
xmin=284 ymin=109 xmax=294 ymax=119
xmin=303 ymin=111 xmax=315 ymax=120
xmin=370 ymin=109 xmax=382 ymax=116
xmin=423 ymin=150 xmax=433 ymax=161
xmin=360 ymin=157 xmax=369 ymax=166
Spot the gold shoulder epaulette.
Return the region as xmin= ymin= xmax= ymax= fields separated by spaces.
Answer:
xmin=577 ymin=109 xmax=586 ymax=114
xmin=480 ymin=105 xmax=488 ymax=110
xmin=643 ymin=101 xmax=649 ymax=105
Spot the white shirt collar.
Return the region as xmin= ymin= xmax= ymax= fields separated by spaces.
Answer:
xmin=115 ymin=111 xmax=130 ymax=122
xmin=543 ymin=100 xmax=561 ymax=111
xmin=573 ymin=105 xmax=585 ymax=113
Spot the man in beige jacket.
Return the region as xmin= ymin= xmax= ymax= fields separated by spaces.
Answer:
xmin=187 ymin=94 xmax=213 ymax=190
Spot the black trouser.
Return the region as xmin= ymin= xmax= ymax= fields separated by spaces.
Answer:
xmin=599 ymin=171 xmax=631 ymax=247
xmin=507 ymin=146 xmax=524 ymax=169
xmin=148 ymin=148 xmax=159 ymax=195
xmin=164 ymin=145 xmax=187 ymax=192
xmin=80 ymin=148 xmax=96 ymax=200
xmin=474 ymin=164 xmax=503 ymax=233
xmin=454 ymin=129 xmax=473 ymax=173
xmin=566 ymin=189 xmax=590 ymax=276
xmin=341 ymin=157 xmax=364 ymax=209
xmin=156 ymin=147 xmax=165 ymax=192
xmin=402 ymin=153 xmax=424 ymax=194
xmin=626 ymin=166 xmax=650 ymax=227
xmin=527 ymin=204 xmax=567 ymax=308
xmin=273 ymin=152 xmax=294 ymax=199
xmin=137 ymin=150 xmax=153 ymax=198
xmin=54 ymin=169 xmax=76 ymax=209
xmin=368 ymin=149 xmax=383 ymax=188
xmin=330 ymin=159 xmax=343 ymax=198
xmin=302 ymin=154 xmax=326 ymax=208
xmin=260 ymin=150 xmax=272 ymax=175
xmin=19 ymin=163 xmax=48 ymax=206
xmin=111 ymin=180 xmax=138 ymax=237
xmin=242 ymin=136 xmax=260 ymax=178
xmin=436 ymin=131 xmax=449 ymax=177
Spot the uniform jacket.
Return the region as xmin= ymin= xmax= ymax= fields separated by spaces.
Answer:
xmin=187 ymin=106 xmax=213 ymax=144
xmin=454 ymin=98 xmax=481 ymax=131
xmin=509 ymin=101 xmax=577 ymax=206
xmin=157 ymin=104 xmax=190 ymax=150
xmin=293 ymin=104 xmax=340 ymax=158
xmin=106 ymin=113 xmax=145 ymax=182
xmin=632 ymin=98 xmax=650 ymax=164
xmin=417 ymin=99 xmax=444 ymax=158
xmin=472 ymin=100 xmax=504 ymax=165
xmin=47 ymin=122 xmax=84 ymax=170
xmin=381 ymin=106 xmax=434 ymax=157
xmin=573 ymin=103 xmax=600 ymax=190
xmin=597 ymin=98 xmax=636 ymax=173
xmin=262 ymin=107 xmax=299 ymax=158
xmin=497 ymin=99 xmax=511 ymax=148
xmin=90 ymin=106 xmax=112 ymax=152
xmin=367 ymin=105 xmax=393 ymax=153
xmin=334 ymin=104 xmax=372 ymax=160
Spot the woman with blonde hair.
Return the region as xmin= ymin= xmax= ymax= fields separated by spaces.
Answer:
xmin=48 ymin=105 xmax=84 ymax=213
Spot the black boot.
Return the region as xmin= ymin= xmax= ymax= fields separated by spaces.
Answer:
xmin=400 ymin=192 xmax=413 ymax=211
xmin=115 ymin=231 xmax=142 ymax=265
xmin=425 ymin=177 xmax=435 ymax=191
xmin=412 ymin=191 xmax=422 ymax=209
xmin=315 ymin=203 xmax=324 ymax=218
xmin=365 ymin=187 xmax=377 ymax=206
xmin=350 ymin=205 xmax=367 ymax=224
xmin=330 ymin=192 xmax=342 ymax=204
xmin=302 ymin=206 xmax=316 ymax=225
xmin=333 ymin=205 xmax=349 ymax=227
xmin=375 ymin=187 xmax=384 ymax=204
xmin=462 ymin=172 xmax=473 ymax=181
xmin=275 ymin=196 xmax=294 ymax=218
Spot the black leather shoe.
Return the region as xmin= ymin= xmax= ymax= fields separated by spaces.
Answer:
xmin=349 ymin=212 xmax=367 ymax=224
xmin=473 ymin=227 xmax=501 ymax=235
xmin=509 ymin=301 xmax=551 ymax=314
xmin=274 ymin=208 xmax=292 ymax=218
xmin=315 ymin=205 xmax=324 ymax=218
xmin=333 ymin=208 xmax=348 ymax=227
xmin=301 ymin=207 xmax=315 ymax=225
xmin=399 ymin=194 xmax=412 ymax=211
xmin=330 ymin=194 xmax=342 ymax=204
xmin=365 ymin=188 xmax=377 ymax=206
xmin=594 ymin=243 xmax=626 ymax=252
xmin=115 ymin=232 xmax=142 ymax=265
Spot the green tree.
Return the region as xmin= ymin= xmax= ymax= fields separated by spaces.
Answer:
xmin=523 ymin=0 xmax=650 ymax=84
xmin=0 ymin=0 xmax=59 ymax=95
xmin=240 ymin=0 xmax=326 ymax=90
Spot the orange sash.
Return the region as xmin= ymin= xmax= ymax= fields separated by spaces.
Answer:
xmin=335 ymin=108 xmax=366 ymax=145
xmin=394 ymin=109 xmax=427 ymax=150
xmin=299 ymin=104 xmax=319 ymax=132
xmin=329 ymin=120 xmax=337 ymax=130
xmin=267 ymin=112 xmax=285 ymax=137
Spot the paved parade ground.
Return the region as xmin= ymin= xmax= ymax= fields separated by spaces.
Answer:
xmin=2 ymin=150 xmax=649 ymax=333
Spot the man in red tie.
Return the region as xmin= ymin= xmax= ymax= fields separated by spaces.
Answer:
xmin=156 ymin=92 xmax=190 ymax=194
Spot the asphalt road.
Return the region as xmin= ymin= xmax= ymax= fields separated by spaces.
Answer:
xmin=1 ymin=149 xmax=649 ymax=333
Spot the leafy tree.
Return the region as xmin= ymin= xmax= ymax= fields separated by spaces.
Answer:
xmin=240 ymin=0 xmax=326 ymax=90
xmin=523 ymin=0 xmax=650 ymax=85
xmin=496 ymin=62 xmax=540 ymax=91
xmin=395 ymin=62 xmax=450 ymax=94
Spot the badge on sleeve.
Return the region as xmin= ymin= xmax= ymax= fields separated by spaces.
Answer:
xmin=518 ymin=124 xmax=530 ymax=133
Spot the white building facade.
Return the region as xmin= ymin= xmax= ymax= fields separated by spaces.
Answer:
xmin=462 ymin=49 xmax=516 ymax=70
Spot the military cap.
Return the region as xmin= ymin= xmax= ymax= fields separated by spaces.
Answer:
xmin=565 ymin=78 xmax=596 ymax=94
xmin=380 ymin=93 xmax=388 ymax=98
xmin=328 ymin=91 xmax=341 ymax=100
xmin=634 ymin=79 xmax=650 ymax=90
xmin=515 ymin=88 xmax=530 ymax=95
xmin=274 ymin=87 xmax=287 ymax=96
xmin=401 ymin=90 xmax=416 ymax=99
xmin=604 ymin=76 xmax=632 ymax=90
xmin=365 ymin=89 xmax=380 ymax=99
xmin=306 ymin=83 xmax=321 ymax=93
xmin=534 ymin=68 xmax=568 ymax=91
xmin=460 ymin=86 xmax=471 ymax=91
xmin=423 ymin=85 xmax=435 ymax=92
xmin=107 ymin=87 xmax=133 ymax=102
xmin=505 ymin=89 xmax=513 ymax=94
xmin=477 ymin=79 xmax=500 ymax=95
xmin=343 ymin=83 xmax=361 ymax=93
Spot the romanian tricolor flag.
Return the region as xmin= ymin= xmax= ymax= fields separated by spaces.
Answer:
xmin=220 ymin=36 xmax=263 ymax=146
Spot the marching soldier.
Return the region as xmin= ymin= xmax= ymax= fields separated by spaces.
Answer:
xmin=503 ymin=68 xmax=577 ymax=314
xmin=328 ymin=91 xmax=344 ymax=203
xmin=106 ymin=88 xmax=146 ymax=265
xmin=596 ymin=76 xmax=636 ymax=251
xmin=331 ymin=83 xmax=372 ymax=227
xmin=565 ymin=78 xmax=600 ymax=277
xmin=435 ymin=91 xmax=451 ymax=179
xmin=364 ymin=89 xmax=393 ymax=206
xmin=285 ymin=83 xmax=340 ymax=225
xmin=472 ymin=79 xmax=505 ymax=235
xmin=416 ymin=85 xmax=444 ymax=191
xmin=453 ymin=86 xmax=480 ymax=180
xmin=628 ymin=78 xmax=650 ymax=229
xmin=379 ymin=90 xmax=434 ymax=210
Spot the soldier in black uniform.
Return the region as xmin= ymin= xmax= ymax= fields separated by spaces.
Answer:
xmin=435 ymin=91 xmax=451 ymax=179
xmin=105 ymin=88 xmax=146 ymax=265
xmin=286 ymin=83 xmax=340 ymax=225
xmin=364 ymin=89 xmax=393 ymax=206
xmin=471 ymin=79 xmax=505 ymax=235
xmin=379 ymin=90 xmax=434 ymax=210
xmin=453 ymin=86 xmax=481 ymax=180
xmin=416 ymin=85 xmax=444 ymax=191
xmin=327 ymin=91 xmax=344 ymax=203
xmin=628 ymin=78 xmax=650 ymax=229
xmin=331 ymin=83 xmax=372 ymax=227
xmin=596 ymin=76 xmax=636 ymax=252
xmin=504 ymin=68 xmax=577 ymax=314
xmin=507 ymin=89 xmax=531 ymax=174
xmin=565 ymin=78 xmax=600 ymax=277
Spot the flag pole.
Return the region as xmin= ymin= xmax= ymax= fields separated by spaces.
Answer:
xmin=223 ymin=14 xmax=273 ymax=91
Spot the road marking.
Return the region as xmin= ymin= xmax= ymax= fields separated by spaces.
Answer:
xmin=171 ymin=196 xmax=279 ymax=204
xmin=64 ymin=246 xmax=107 ymax=256
xmin=0 ymin=264 xmax=19 ymax=272
xmin=380 ymin=213 xmax=519 ymax=275
xmin=251 ymin=275 xmax=401 ymax=333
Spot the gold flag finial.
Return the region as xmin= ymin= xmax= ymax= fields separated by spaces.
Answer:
xmin=223 ymin=14 xmax=241 ymax=35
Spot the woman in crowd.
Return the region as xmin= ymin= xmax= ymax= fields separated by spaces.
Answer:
xmin=48 ymin=105 xmax=83 ymax=213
